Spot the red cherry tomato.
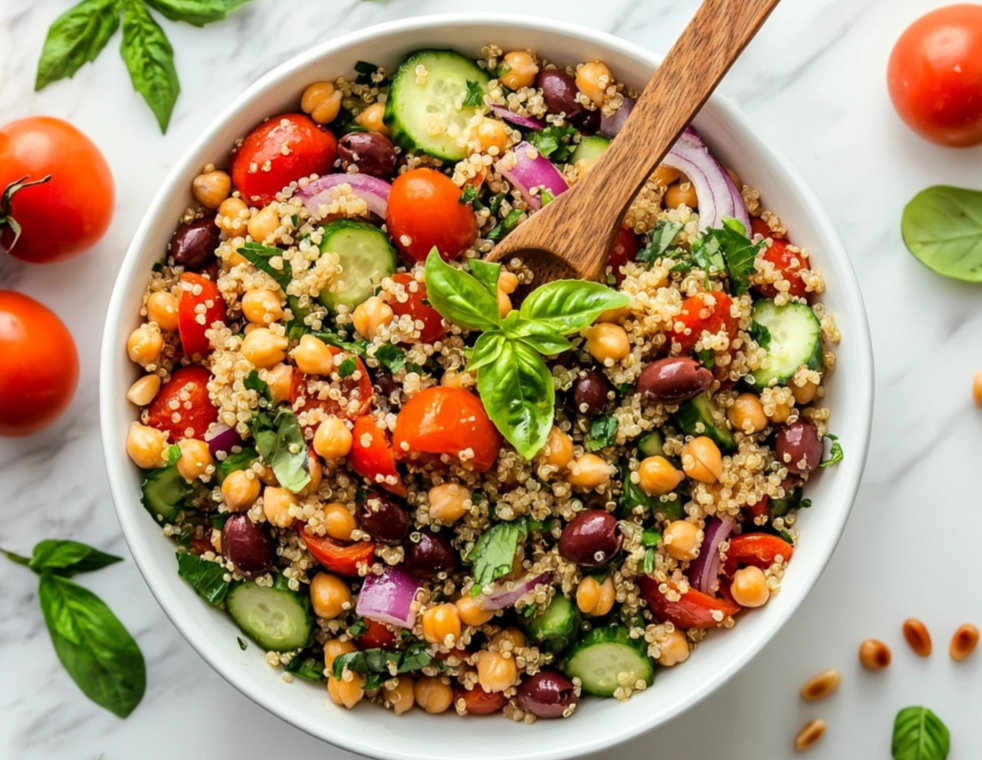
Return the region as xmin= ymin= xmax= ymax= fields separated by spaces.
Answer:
xmin=393 ymin=386 xmax=500 ymax=473
xmin=386 ymin=169 xmax=477 ymax=262
xmin=667 ymin=291 xmax=738 ymax=354
xmin=147 ymin=365 xmax=217 ymax=442
xmin=745 ymin=496 xmax=771 ymax=525
xmin=607 ymin=226 xmax=640 ymax=285
xmin=453 ymin=684 xmax=508 ymax=715
xmin=888 ymin=4 xmax=982 ymax=147
xmin=300 ymin=525 xmax=377 ymax=577
xmin=0 ymin=291 xmax=79 ymax=436
xmin=723 ymin=533 xmax=794 ymax=576
xmin=640 ymin=575 xmax=740 ymax=629
xmin=177 ymin=272 xmax=226 ymax=357
xmin=0 ymin=117 xmax=114 ymax=263
xmin=356 ymin=618 xmax=399 ymax=649
xmin=349 ymin=415 xmax=406 ymax=497
xmin=388 ymin=273 xmax=445 ymax=344
xmin=290 ymin=351 xmax=373 ymax=430
xmin=231 ymin=114 xmax=337 ymax=206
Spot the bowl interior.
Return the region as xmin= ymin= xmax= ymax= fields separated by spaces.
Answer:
xmin=100 ymin=14 xmax=873 ymax=760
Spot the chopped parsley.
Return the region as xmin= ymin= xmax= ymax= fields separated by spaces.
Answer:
xmin=462 ymin=80 xmax=485 ymax=107
xmin=525 ymin=125 xmax=578 ymax=163
xmin=820 ymin=434 xmax=843 ymax=468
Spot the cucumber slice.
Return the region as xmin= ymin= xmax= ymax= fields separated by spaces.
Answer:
xmin=570 ymin=135 xmax=610 ymax=165
xmin=637 ymin=431 xmax=665 ymax=458
xmin=748 ymin=300 xmax=823 ymax=388
xmin=562 ymin=625 xmax=654 ymax=697
xmin=226 ymin=574 xmax=313 ymax=652
xmin=317 ymin=220 xmax=397 ymax=313
xmin=384 ymin=49 xmax=491 ymax=161
xmin=141 ymin=466 xmax=191 ymax=524
xmin=524 ymin=593 xmax=581 ymax=654
xmin=673 ymin=393 xmax=737 ymax=454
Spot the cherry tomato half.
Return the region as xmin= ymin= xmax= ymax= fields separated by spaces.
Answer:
xmin=640 ymin=575 xmax=740 ymax=629
xmin=393 ymin=386 xmax=500 ymax=473
xmin=349 ymin=415 xmax=406 ymax=497
xmin=0 ymin=117 xmax=114 ymax=263
xmin=231 ymin=114 xmax=337 ymax=206
xmin=888 ymin=4 xmax=982 ymax=147
xmin=356 ymin=618 xmax=399 ymax=649
xmin=723 ymin=533 xmax=794 ymax=577
xmin=178 ymin=272 xmax=226 ymax=357
xmin=388 ymin=273 xmax=445 ymax=344
xmin=386 ymin=169 xmax=477 ymax=262
xmin=606 ymin=226 xmax=640 ymax=285
xmin=667 ymin=291 xmax=738 ymax=354
xmin=147 ymin=365 xmax=217 ymax=442
xmin=453 ymin=684 xmax=508 ymax=715
xmin=300 ymin=525 xmax=377 ymax=577
xmin=0 ymin=291 xmax=79 ymax=436
xmin=290 ymin=351 xmax=373 ymax=430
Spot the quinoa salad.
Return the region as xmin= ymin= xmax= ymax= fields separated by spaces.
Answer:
xmin=123 ymin=45 xmax=842 ymax=721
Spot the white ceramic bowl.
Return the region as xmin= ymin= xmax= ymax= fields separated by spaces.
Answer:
xmin=101 ymin=14 xmax=874 ymax=760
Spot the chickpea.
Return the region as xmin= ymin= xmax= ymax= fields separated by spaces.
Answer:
xmin=127 ymin=323 xmax=163 ymax=367
xmin=327 ymin=673 xmax=365 ymax=709
xmin=581 ymin=323 xmax=631 ymax=364
xmin=491 ymin=627 xmax=526 ymax=650
xmin=299 ymin=453 xmax=322 ymax=497
xmin=217 ymin=197 xmax=249 ymax=237
xmin=440 ymin=370 xmax=476 ymax=390
xmin=323 ymin=638 xmax=357 ymax=671
xmin=126 ymin=374 xmax=161 ymax=406
xmin=791 ymin=378 xmax=819 ymax=405
xmin=681 ymin=436 xmax=723 ymax=483
xmin=258 ymin=464 xmax=278 ymax=487
xmin=974 ymin=370 xmax=982 ymax=409
xmin=263 ymin=486 xmax=298 ymax=528
xmin=422 ymin=603 xmax=462 ymax=646
xmin=638 ymin=456 xmax=684 ymax=496
xmin=566 ymin=453 xmax=615 ymax=489
xmin=146 ymin=291 xmax=180 ymax=331
xmin=475 ymin=118 xmax=508 ymax=154
xmin=456 ymin=595 xmax=494 ymax=627
xmin=247 ymin=205 xmax=280 ymax=244
xmin=728 ymin=393 xmax=767 ymax=434
xmin=351 ymin=296 xmax=394 ymax=340
xmin=428 ymin=482 xmax=471 ymax=523
xmin=192 ymin=170 xmax=231 ymax=210
xmin=663 ymin=520 xmax=702 ymax=562
xmin=310 ymin=572 xmax=352 ymax=619
xmin=658 ymin=630 xmax=691 ymax=667
xmin=653 ymin=164 xmax=682 ymax=187
xmin=355 ymin=102 xmax=390 ymax=136
xmin=322 ymin=502 xmax=358 ymax=541
xmin=384 ymin=676 xmax=415 ymax=715
xmin=241 ymin=327 xmax=288 ymax=369
xmin=241 ymin=289 xmax=284 ymax=326
xmin=500 ymin=51 xmax=539 ymax=89
xmin=125 ymin=422 xmax=168 ymax=469
xmin=475 ymin=650 xmax=518 ymax=693
xmin=176 ymin=438 xmax=213 ymax=482
xmin=312 ymin=416 xmax=353 ymax=461
xmin=576 ymin=575 xmax=615 ymax=616
xmin=265 ymin=362 xmax=294 ymax=405
xmin=496 ymin=288 xmax=513 ymax=318
xmin=768 ymin=401 xmax=792 ymax=424
xmin=301 ymin=81 xmax=343 ymax=125
xmin=730 ymin=566 xmax=770 ymax=608
xmin=575 ymin=60 xmax=612 ymax=106
xmin=664 ymin=180 xmax=698 ymax=210
xmin=221 ymin=469 xmax=261 ymax=512
xmin=292 ymin=334 xmax=335 ymax=376
xmin=541 ymin=426 xmax=574 ymax=470
xmin=414 ymin=675 xmax=453 ymax=714
xmin=498 ymin=271 xmax=519 ymax=294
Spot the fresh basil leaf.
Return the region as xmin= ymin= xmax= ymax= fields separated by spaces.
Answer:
xmin=820 ymin=433 xmax=843 ymax=468
xmin=458 ymin=184 xmax=480 ymax=207
xmin=38 ymin=572 xmax=146 ymax=718
xmin=249 ymin=409 xmax=310 ymax=493
xmin=526 ymin=125 xmax=578 ymax=163
xmin=175 ymin=551 xmax=228 ymax=604
xmin=892 ymin=706 xmax=950 ymax=760
xmin=236 ymin=242 xmax=293 ymax=290
xmin=511 ymin=320 xmax=573 ymax=356
xmin=748 ymin=321 xmax=771 ymax=351
xmin=642 ymin=548 xmax=656 ymax=575
xmin=313 ymin=330 xmax=369 ymax=357
xmin=477 ymin=340 xmax=554 ymax=459
xmin=333 ymin=638 xmax=432 ymax=679
xmin=346 ymin=618 xmax=369 ymax=638
xmin=487 ymin=208 xmax=523 ymax=242
xmin=519 ymin=280 xmax=629 ymax=335
xmin=285 ymin=295 xmax=310 ymax=341
xmin=468 ymin=518 xmax=530 ymax=593
xmin=244 ymin=369 xmax=271 ymax=402
xmin=145 ymin=0 xmax=253 ymax=27
xmin=641 ymin=528 xmax=661 ymax=547
xmin=717 ymin=218 xmax=762 ymax=295
xmin=462 ymin=79 xmax=485 ymax=107
xmin=373 ymin=343 xmax=407 ymax=374
xmin=337 ymin=357 xmax=357 ymax=378
xmin=637 ymin=220 xmax=684 ymax=265
xmin=902 ymin=185 xmax=982 ymax=282
xmin=35 ymin=0 xmax=121 ymax=91
xmin=120 ymin=0 xmax=180 ymax=133
xmin=694 ymin=348 xmax=715 ymax=370
xmin=423 ymin=249 xmax=501 ymax=332
xmin=469 ymin=259 xmax=501 ymax=297
xmin=284 ymin=653 xmax=326 ymax=682
xmin=585 ymin=414 xmax=618 ymax=452
xmin=27 ymin=540 xmax=123 ymax=577
xmin=466 ymin=331 xmax=508 ymax=373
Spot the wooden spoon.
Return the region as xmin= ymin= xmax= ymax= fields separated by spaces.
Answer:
xmin=487 ymin=0 xmax=782 ymax=283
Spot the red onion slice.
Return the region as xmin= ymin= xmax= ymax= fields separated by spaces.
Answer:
xmin=204 ymin=423 xmax=243 ymax=458
xmin=686 ymin=516 xmax=734 ymax=595
xmin=599 ymin=96 xmax=635 ymax=139
xmin=355 ymin=564 xmax=423 ymax=629
xmin=499 ymin=141 xmax=569 ymax=210
xmin=478 ymin=572 xmax=551 ymax=611
xmin=295 ymin=173 xmax=391 ymax=220
xmin=491 ymin=104 xmax=545 ymax=131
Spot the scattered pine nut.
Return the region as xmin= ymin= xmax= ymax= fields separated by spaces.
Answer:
xmin=794 ymin=718 xmax=827 ymax=752
xmin=800 ymin=669 xmax=841 ymax=701
xmin=859 ymin=638 xmax=892 ymax=670
xmin=902 ymin=618 xmax=932 ymax=657
xmin=950 ymin=624 xmax=979 ymax=662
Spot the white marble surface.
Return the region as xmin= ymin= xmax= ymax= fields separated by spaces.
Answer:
xmin=2 ymin=0 xmax=982 ymax=757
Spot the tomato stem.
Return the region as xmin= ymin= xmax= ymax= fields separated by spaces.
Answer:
xmin=0 ymin=174 xmax=52 ymax=250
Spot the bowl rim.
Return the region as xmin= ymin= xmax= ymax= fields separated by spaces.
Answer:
xmin=100 ymin=12 xmax=874 ymax=760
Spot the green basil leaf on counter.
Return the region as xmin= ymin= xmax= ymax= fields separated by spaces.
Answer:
xmin=519 ymin=280 xmax=629 ymax=335
xmin=468 ymin=518 xmax=530 ymax=594
xmin=237 ymin=242 xmax=293 ymax=290
xmin=902 ymin=185 xmax=982 ymax=282
xmin=469 ymin=258 xmax=501 ymax=297
xmin=145 ymin=0 xmax=254 ymax=27
xmin=35 ymin=0 xmax=121 ymax=91
xmin=249 ymin=409 xmax=310 ymax=493
xmin=176 ymin=551 xmax=228 ymax=604
xmin=120 ymin=0 xmax=180 ymax=133
xmin=424 ymin=249 xmax=501 ymax=332
xmin=27 ymin=540 xmax=123 ymax=577
xmin=38 ymin=572 xmax=146 ymax=718
xmin=892 ymin=706 xmax=950 ymax=760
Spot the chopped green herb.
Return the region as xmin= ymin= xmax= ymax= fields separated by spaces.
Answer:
xmin=237 ymin=636 xmax=248 ymax=651
xmin=166 ymin=444 xmax=181 ymax=465
xmin=586 ymin=415 xmax=618 ymax=452
xmin=354 ymin=60 xmax=379 ymax=86
xmin=346 ymin=618 xmax=369 ymax=638
xmin=820 ymin=434 xmax=843 ymax=468
xmin=526 ymin=125 xmax=578 ymax=163
xmin=175 ymin=552 xmax=228 ymax=605
xmin=749 ymin=321 xmax=772 ymax=351
xmin=694 ymin=349 xmax=715 ymax=370
xmin=643 ymin=548 xmax=656 ymax=575
xmin=642 ymin=529 xmax=661 ymax=547
xmin=285 ymin=653 xmax=327 ymax=682
xmin=243 ymin=369 xmax=270 ymax=402
xmin=637 ymin=220 xmax=684 ymax=266
xmin=487 ymin=208 xmax=523 ymax=242
xmin=332 ymin=638 xmax=432 ymax=679
xmin=337 ymin=357 xmax=357 ymax=378
xmin=374 ymin=343 xmax=408 ymax=374
xmin=236 ymin=241 xmax=292 ymax=290
xmin=248 ymin=409 xmax=310 ymax=493
xmin=462 ymin=79 xmax=485 ymax=107
xmin=458 ymin=184 xmax=480 ymax=207
xmin=468 ymin=519 xmax=529 ymax=595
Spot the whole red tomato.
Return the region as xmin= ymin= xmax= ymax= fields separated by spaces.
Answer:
xmin=386 ymin=169 xmax=477 ymax=262
xmin=0 ymin=291 xmax=79 ymax=436
xmin=0 ymin=117 xmax=114 ymax=263
xmin=888 ymin=5 xmax=982 ymax=147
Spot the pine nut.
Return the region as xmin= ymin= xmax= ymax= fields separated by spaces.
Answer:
xmin=794 ymin=718 xmax=827 ymax=752
xmin=902 ymin=618 xmax=932 ymax=657
xmin=800 ymin=669 xmax=841 ymax=701
xmin=950 ymin=624 xmax=979 ymax=662
xmin=858 ymin=638 xmax=891 ymax=670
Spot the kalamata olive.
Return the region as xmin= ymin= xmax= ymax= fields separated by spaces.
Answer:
xmin=567 ymin=367 xmax=611 ymax=417
xmin=357 ymin=490 xmax=410 ymax=544
xmin=637 ymin=357 xmax=714 ymax=405
xmin=372 ymin=367 xmax=399 ymax=398
xmin=536 ymin=69 xmax=585 ymax=120
xmin=221 ymin=514 xmax=274 ymax=578
xmin=775 ymin=420 xmax=823 ymax=475
xmin=559 ymin=510 xmax=622 ymax=567
xmin=404 ymin=528 xmax=457 ymax=579
xmin=572 ymin=108 xmax=601 ymax=134
xmin=170 ymin=216 xmax=219 ymax=272
xmin=337 ymin=132 xmax=397 ymax=179
xmin=517 ymin=670 xmax=580 ymax=719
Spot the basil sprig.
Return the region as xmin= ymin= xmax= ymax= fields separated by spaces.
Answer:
xmin=3 ymin=540 xmax=146 ymax=718
xmin=892 ymin=706 xmax=950 ymax=760
xmin=424 ymin=249 xmax=628 ymax=459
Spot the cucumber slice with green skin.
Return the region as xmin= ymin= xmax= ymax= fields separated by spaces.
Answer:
xmin=384 ymin=49 xmax=491 ymax=161
xmin=569 ymin=135 xmax=610 ymax=165
xmin=747 ymin=299 xmax=823 ymax=388
xmin=141 ymin=466 xmax=191 ymax=524
xmin=524 ymin=593 xmax=581 ymax=654
xmin=673 ymin=393 xmax=737 ymax=454
xmin=317 ymin=220 xmax=397 ymax=313
xmin=562 ymin=625 xmax=654 ymax=697
xmin=637 ymin=431 xmax=665 ymax=458
xmin=226 ymin=574 xmax=313 ymax=652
